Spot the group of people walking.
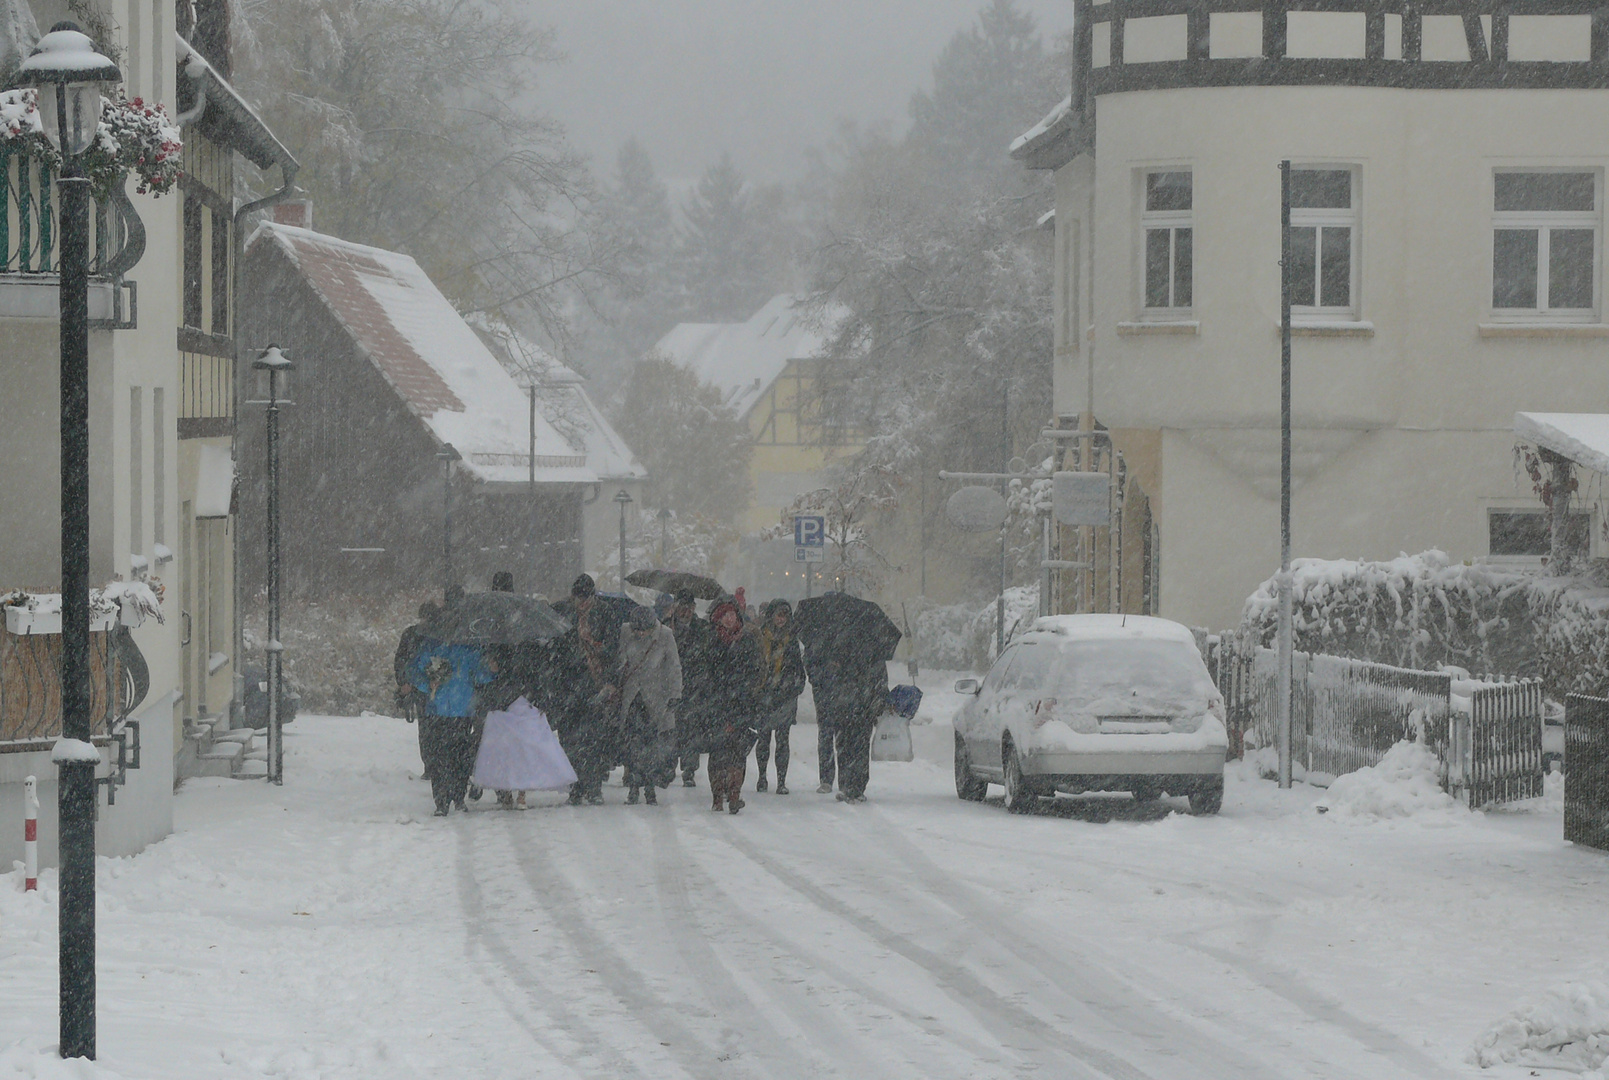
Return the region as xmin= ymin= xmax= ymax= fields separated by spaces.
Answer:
xmin=395 ymin=573 xmax=893 ymax=817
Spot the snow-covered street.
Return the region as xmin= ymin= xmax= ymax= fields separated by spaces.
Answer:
xmin=3 ymin=698 xmax=1604 ymax=1080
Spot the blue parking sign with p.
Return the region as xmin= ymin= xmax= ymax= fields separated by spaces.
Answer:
xmin=795 ymin=515 xmax=825 ymax=547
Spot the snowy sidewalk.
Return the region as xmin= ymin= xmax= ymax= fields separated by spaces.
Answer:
xmin=2 ymin=708 xmax=1605 ymax=1079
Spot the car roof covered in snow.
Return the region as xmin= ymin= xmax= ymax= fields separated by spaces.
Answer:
xmin=1015 ymin=614 xmax=1201 ymax=649
xmin=248 ymin=223 xmax=596 ymax=488
xmin=652 ymin=294 xmax=847 ymax=418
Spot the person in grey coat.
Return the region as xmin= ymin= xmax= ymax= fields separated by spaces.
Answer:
xmin=752 ymin=598 xmax=806 ymax=794
xmin=618 ymin=605 xmax=683 ymax=805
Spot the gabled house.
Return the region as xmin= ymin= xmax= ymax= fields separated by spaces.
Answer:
xmin=654 ymin=294 xmax=858 ymax=597
xmin=474 ymin=323 xmax=648 ymax=577
xmin=237 ymin=218 xmax=597 ymax=605
xmin=1016 ymin=0 xmax=1609 ymax=629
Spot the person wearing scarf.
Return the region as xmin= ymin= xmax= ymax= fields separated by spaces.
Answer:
xmin=705 ymin=596 xmax=760 ymax=813
xmin=752 ymin=599 xmax=806 ymax=794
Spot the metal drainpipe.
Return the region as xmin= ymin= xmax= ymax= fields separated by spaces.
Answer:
xmin=230 ymin=164 xmax=300 ymax=726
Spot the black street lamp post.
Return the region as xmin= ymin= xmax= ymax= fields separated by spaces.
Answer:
xmin=18 ymin=22 xmax=121 ymax=1062
xmin=252 ymin=346 xmax=293 ymax=785
xmin=614 ymin=489 xmax=633 ymax=582
xmin=656 ymin=506 xmax=671 ymax=566
xmin=438 ymin=445 xmax=461 ymax=599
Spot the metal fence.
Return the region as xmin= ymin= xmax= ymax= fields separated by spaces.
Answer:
xmin=1217 ymin=640 xmax=1453 ymax=780
xmin=1565 ymin=693 xmax=1609 ymax=851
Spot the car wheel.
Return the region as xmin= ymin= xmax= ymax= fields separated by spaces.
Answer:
xmin=1002 ymin=741 xmax=1036 ymax=814
xmin=1188 ymin=777 xmax=1224 ymax=816
xmin=954 ymin=733 xmax=988 ymax=802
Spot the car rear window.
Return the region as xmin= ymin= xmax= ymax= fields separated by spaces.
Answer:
xmin=1045 ymin=639 xmax=1217 ymax=715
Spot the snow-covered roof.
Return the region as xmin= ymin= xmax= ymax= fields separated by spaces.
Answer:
xmin=473 ymin=321 xmax=648 ymax=484
xmin=175 ymin=34 xmax=296 ymax=173
xmin=1010 ymin=95 xmax=1072 ymax=156
xmin=248 ymin=223 xmax=595 ymax=488
xmin=1515 ymin=412 xmax=1609 ymax=475
xmin=652 ymin=294 xmax=847 ymax=418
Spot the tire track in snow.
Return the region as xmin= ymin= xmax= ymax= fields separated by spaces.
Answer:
xmin=508 ymin=812 xmax=767 ymax=1080
xmin=863 ymin=811 xmax=1300 ymax=1080
xmin=640 ymin=809 xmax=1000 ymax=1080
xmin=707 ymin=820 xmax=1155 ymax=1080
xmin=454 ymin=818 xmax=652 ymax=1080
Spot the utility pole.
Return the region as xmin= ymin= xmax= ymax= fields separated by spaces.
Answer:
xmin=438 ymin=445 xmax=461 ymax=601
xmin=1277 ymin=160 xmax=1295 ymax=790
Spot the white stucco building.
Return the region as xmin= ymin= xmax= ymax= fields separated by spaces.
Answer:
xmin=1016 ymin=0 xmax=1609 ymax=629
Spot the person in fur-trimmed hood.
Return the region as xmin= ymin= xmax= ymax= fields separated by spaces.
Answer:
xmin=704 ymin=594 xmax=759 ymax=813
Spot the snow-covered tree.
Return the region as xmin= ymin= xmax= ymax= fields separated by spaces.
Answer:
xmin=802 ymin=0 xmax=1064 ymax=600
xmin=234 ymin=0 xmax=611 ymax=341
xmin=679 ymin=154 xmax=796 ymax=322
xmin=609 ymin=356 xmax=753 ymax=522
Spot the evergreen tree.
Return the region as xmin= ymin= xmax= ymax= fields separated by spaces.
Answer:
xmin=679 ymin=154 xmax=790 ymax=321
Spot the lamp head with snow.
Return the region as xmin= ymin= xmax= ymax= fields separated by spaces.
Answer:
xmin=249 ymin=344 xmax=294 ymax=403
xmin=14 ymin=23 xmax=121 ymax=159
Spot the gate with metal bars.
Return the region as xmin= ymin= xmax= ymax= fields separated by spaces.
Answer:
xmin=1455 ymin=680 xmax=1545 ymax=807
xmin=1564 ymin=693 xmax=1609 ymax=851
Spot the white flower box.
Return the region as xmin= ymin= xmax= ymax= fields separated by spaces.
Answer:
xmin=5 ymin=606 xmax=117 ymax=636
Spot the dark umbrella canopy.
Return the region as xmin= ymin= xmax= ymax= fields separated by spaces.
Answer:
xmin=795 ymin=593 xmax=902 ymax=667
xmin=624 ymin=568 xmax=724 ymax=600
xmin=428 ymin=592 xmax=571 ymax=646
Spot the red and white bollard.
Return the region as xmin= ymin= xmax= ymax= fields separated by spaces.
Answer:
xmin=23 ymin=774 xmax=37 ymax=891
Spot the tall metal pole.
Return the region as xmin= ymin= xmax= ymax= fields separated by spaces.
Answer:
xmin=528 ymin=385 xmax=538 ymax=589
xmin=614 ymin=490 xmax=633 ymax=585
xmin=438 ymin=446 xmax=458 ymax=600
xmin=1277 ymin=160 xmax=1295 ymax=790
xmin=265 ymin=369 xmax=283 ymax=785
xmin=997 ymin=375 xmax=1009 ymax=656
xmin=56 ymin=147 xmax=96 ymax=1065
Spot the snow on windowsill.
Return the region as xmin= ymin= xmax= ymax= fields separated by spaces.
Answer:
xmin=1278 ymin=320 xmax=1375 ymax=338
xmin=1116 ymin=320 xmax=1198 ymax=336
xmin=1479 ymin=321 xmax=1609 ymax=338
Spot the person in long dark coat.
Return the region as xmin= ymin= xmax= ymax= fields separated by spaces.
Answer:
xmin=805 ymin=641 xmax=890 ymax=804
xmin=551 ymin=574 xmax=624 ymax=805
xmin=704 ymin=596 xmax=759 ymax=814
xmin=667 ymin=591 xmax=714 ymax=786
xmin=752 ymin=599 xmax=806 ymax=794
xmin=395 ymin=601 xmax=440 ymax=778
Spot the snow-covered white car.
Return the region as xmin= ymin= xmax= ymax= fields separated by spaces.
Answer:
xmin=952 ymin=615 xmax=1229 ymax=814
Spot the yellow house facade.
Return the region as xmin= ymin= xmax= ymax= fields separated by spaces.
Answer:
xmin=654 ymin=295 xmax=861 ymax=599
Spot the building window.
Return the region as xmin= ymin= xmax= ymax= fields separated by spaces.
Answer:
xmin=1492 ymin=171 xmax=1598 ymax=317
xmin=1290 ymin=167 xmax=1357 ymax=315
xmin=183 ymin=195 xmax=203 ymax=329
xmin=1142 ymin=171 xmax=1192 ymax=311
xmin=1488 ymin=507 xmax=1590 ymax=561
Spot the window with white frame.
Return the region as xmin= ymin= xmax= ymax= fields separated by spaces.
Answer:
xmin=1142 ymin=171 xmax=1192 ymax=312
xmin=1290 ymin=167 xmax=1357 ymax=316
xmin=1492 ymin=171 xmax=1599 ymax=317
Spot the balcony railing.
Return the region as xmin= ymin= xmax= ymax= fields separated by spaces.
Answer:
xmin=0 ymin=146 xmax=145 ymax=288
xmin=0 ymin=626 xmax=122 ymax=749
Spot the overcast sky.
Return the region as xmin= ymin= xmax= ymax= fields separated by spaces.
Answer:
xmin=524 ymin=0 xmax=1075 ymax=189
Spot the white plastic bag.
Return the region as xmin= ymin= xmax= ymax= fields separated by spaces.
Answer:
xmin=871 ymin=712 xmax=913 ymax=762
xmin=473 ymin=697 xmax=577 ymax=791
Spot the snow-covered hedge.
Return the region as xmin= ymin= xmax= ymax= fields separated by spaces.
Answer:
xmin=1471 ymin=981 xmax=1609 ymax=1074
xmin=1239 ymin=551 xmax=1609 ymax=698
xmin=910 ymin=585 xmax=1040 ymax=672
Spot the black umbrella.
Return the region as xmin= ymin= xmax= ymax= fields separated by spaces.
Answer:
xmin=428 ymin=592 xmax=571 ymax=646
xmin=795 ymin=593 xmax=902 ymax=667
xmin=624 ymin=568 xmax=724 ymax=600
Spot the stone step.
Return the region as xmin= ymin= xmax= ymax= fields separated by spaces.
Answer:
xmin=211 ymin=728 xmax=256 ymax=752
xmin=190 ymin=741 xmax=245 ymax=778
xmin=233 ymin=759 xmax=268 ymax=780
xmin=243 ymin=748 xmax=267 ymax=763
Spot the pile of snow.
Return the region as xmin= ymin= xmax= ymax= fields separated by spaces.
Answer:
xmin=1471 ymin=981 xmax=1609 ymax=1075
xmin=1315 ymin=739 xmax=1463 ymax=820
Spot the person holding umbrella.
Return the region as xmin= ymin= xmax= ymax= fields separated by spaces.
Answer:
xmin=705 ymin=595 xmax=760 ymax=813
xmin=664 ymin=590 xmax=716 ymax=787
xmin=409 ymin=636 xmax=498 ymax=815
xmin=794 ymin=592 xmax=901 ymax=804
xmin=753 ymin=599 xmax=806 ymax=794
